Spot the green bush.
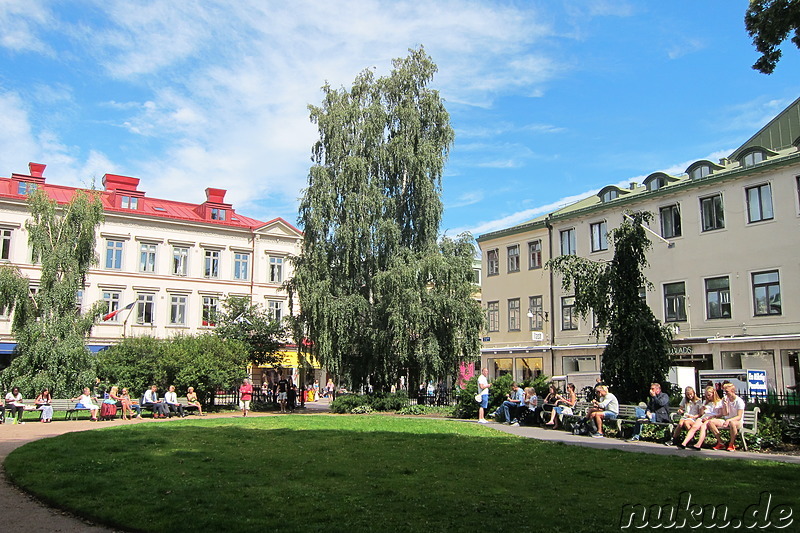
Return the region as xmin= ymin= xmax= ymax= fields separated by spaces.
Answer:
xmin=783 ymin=418 xmax=800 ymax=443
xmin=330 ymin=394 xmax=369 ymax=413
xmin=351 ymin=405 xmax=374 ymax=414
xmin=453 ymin=373 xmax=537 ymax=419
xmin=397 ymin=405 xmax=455 ymax=416
xmin=369 ymin=391 xmax=409 ymax=411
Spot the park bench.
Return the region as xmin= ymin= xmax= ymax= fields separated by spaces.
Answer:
xmin=615 ymin=404 xmax=679 ymax=439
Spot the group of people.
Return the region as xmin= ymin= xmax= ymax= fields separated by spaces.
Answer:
xmin=1 ymin=383 xmax=205 ymax=424
xmin=477 ymin=370 xmax=745 ymax=451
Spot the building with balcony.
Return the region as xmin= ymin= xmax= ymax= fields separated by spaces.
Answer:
xmin=477 ymin=96 xmax=800 ymax=393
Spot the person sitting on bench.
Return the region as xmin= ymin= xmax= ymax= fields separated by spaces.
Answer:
xmin=142 ymin=385 xmax=170 ymax=418
xmin=164 ymin=385 xmax=186 ymax=418
xmin=707 ymin=383 xmax=745 ymax=452
xmin=628 ymin=382 xmax=671 ymax=441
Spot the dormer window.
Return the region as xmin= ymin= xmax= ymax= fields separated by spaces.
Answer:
xmin=647 ymin=177 xmax=666 ymax=191
xmin=601 ymin=190 xmax=618 ymax=202
xmin=121 ymin=196 xmax=138 ymax=210
xmin=211 ymin=208 xmax=226 ymax=220
xmin=689 ymin=165 xmax=711 ymax=180
xmin=18 ymin=182 xmax=37 ymax=195
xmin=741 ymin=150 xmax=765 ymax=167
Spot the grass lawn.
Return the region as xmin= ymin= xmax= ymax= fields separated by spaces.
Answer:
xmin=4 ymin=415 xmax=798 ymax=532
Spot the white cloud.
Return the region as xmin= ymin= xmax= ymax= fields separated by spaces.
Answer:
xmin=0 ymin=0 xmax=53 ymax=55
xmin=446 ymin=191 xmax=485 ymax=209
xmin=667 ymin=38 xmax=706 ymax=60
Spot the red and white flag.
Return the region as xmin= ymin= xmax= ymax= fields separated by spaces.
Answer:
xmin=102 ymin=302 xmax=135 ymax=321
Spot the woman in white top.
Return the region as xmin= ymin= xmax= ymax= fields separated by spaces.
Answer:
xmin=71 ymin=387 xmax=100 ymax=421
xmin=5 ymin=386 xmax=26 ymax=424
xmin=668 ymin=386 xmax=702 ymax=446
xmin=680 ymin=386 xmax=721 ymax=450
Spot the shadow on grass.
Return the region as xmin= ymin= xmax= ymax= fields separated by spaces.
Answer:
xmin=3 ymin=416 xmax=798 ymax=533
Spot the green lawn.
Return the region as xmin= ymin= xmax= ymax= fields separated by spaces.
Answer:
xmin=4 ymin=415 xmax=798 ymax=532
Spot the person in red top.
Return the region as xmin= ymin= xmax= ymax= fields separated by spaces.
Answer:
xmin=239 ymin=378 xmax=253 ymax=417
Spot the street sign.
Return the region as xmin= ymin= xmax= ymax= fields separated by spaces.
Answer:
xmin=532 ymin=331 xmax=544 ymax=341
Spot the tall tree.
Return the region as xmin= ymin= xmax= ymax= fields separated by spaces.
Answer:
xmin=0 ymin=189 xmax=105 ymax=396
xmin=288 ymin=47 xmax=482 ymax=391
xmin=547 ymin=212 xmax=672 ymax=402
xmin=745 ymin=0 xmax=800 ymax=74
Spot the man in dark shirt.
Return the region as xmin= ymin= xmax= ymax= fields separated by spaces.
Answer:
xmin=629 ymin=382 xmax=671 ymax=441
xmin=277 ymin=374 xmax=289 ymax=413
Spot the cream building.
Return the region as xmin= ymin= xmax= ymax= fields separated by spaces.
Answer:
xmin=0 ymin=163 xmax=303 ymax=376
xmin=477 ymin=97 xmax=800 ymax=393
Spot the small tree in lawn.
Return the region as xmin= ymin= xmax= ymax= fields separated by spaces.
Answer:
xmin=547 ymin=211 xmax=672 ymax=402
xmin=0 ymin=189 xmax=104 ymax=396
xmin=214 ymin=296 xmax=285 ymax=368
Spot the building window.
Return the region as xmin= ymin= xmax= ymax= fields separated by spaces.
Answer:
xmin=508 ymin=298 xmax=520 ymax=331
xmin=105 ymin=240 xmax=124 ymax=270
xmin=659 ymin=204 xmax=681 ymax=238
xmin=705 ymin=276 xmax=731 ymax=319
xmin=204 ymin=250 xmax=220 ymax=279
xmin=487 ymin=301 xmax=499 ymax=332
xmin=562 ymin=355 xmax=597 ymax=373
xmin=741 ymin=150 xmax=765 ymax=167
xmin=233 ymin=252 xmax=250 ymax=280
xmin=172 ymin=246 xmax=188 ymax=276
xmin=600 ymin=190 xmax=618 ymax=202
xmin=746 ymin=183 xmax=774 ymax=223
xmin=121 ymin=196 xmax=138 ymax=209
xmin=269 ymin=256 xmax=283 ymax=283
xmin=528 ymin=240 xmax=542 ymax=269
xmin=0 ymin=229 xmax=11 ymax=260
xmin=561 ymin=296 xmax=577 ymax=330
xmin=139 ymin=243 xmax=157 ymax=273
xmin=268 ymin=300 xmax=283 ymax=321
xmin=590 ymin=221 xmax=608 ymax=252
xmin=507 ymin=245 xmax=520 ymax=273
xmin=170 ymin=295 xmax=187 ymax=325
xmin=17 ymin=182 xmax=37 ymax=195
xmin=560 ymin=228 xmax=576 ymax=256
xmin=689 ymin=165 xmax=711 ymax=180
xmin=202 ymin=296 xmax=219 ymax=326
xmin=528 ymin=295 xmax=543 ymax=330
xmin=486 ymin=249 xmax=499 ymax=276
xmin=700 ymin=194 xmax=725 ymax=232
xmin=102 ymin=291 xmax=121 ymax=322
xmin=211 ymin=208 xmax=226 ymax=220
xmin=752 ymin=270 xmax=781 ymax=316
xmin=136 ymin=293 xmax=155 ymax=325
xmin=664 ymin=282 xmax=687 ymax=322
xmin=75 ymin=289 xmax=84 ymax=314
xmin=646 ymin=177 xmax=666 ymax=191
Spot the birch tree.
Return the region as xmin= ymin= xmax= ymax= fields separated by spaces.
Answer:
xmin=288 ymin=47 xmax=482 ymax=391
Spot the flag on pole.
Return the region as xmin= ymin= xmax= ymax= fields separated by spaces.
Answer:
xmin=102 ymin=302 xmax=135 ymax=321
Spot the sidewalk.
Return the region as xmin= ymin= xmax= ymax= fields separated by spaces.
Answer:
xmin=474 ymin=419 xmax=800 ymax=464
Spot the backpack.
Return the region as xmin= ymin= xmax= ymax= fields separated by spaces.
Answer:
xmin=572 ymin=418 xmax=597 ymax=436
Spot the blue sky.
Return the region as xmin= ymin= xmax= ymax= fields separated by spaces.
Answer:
xmin=1 ymin=1 xmax=799 ymax=238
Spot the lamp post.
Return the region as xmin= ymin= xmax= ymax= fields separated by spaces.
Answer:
xmin=527 ymin=308 xmax=549 ymax=342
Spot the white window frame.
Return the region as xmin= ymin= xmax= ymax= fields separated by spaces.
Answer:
xmin=590 ymin=221 xmax=608 ymax=252
xmin=204 ymin=249 xmax=220 ymax=279
xmin=234 ymin=252 xmax=250 ymax=280
xmin=172 ymin=246 xmax=189 ymax=276
xmin=170 ymin=295 xmax=187 ymax=326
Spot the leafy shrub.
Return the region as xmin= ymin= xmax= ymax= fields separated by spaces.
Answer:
xmin=330 ymin=394 xmax=369 ymax=413
xmin=397 ymin=405 xmax=427 ymax=415
xmin=453 ymin=373 xmax=532 ymax=419
xmin=369 ymin=391 xmax=409 ymax=411
xmin=397 ymin=405 xmax=455 ymax=416
xmin=351 ymin=405 xmax=374 ymax=414
xmin=783 ymin=419 xmax=800 ymax=443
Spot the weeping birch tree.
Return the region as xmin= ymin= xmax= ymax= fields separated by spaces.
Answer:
xmin=0 ymin=189 xmax=105 ymax=396
xmin=288 ymin=47 xmax=483 ymax=391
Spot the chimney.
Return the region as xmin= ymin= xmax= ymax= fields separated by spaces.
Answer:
xmin=719 ymin=157 xmax=730 ymax=166
xmin=205 ymin=188 xmax=227 ymax=203
xmin=28 ymin=162 xmax=46 ymax=177
xmin=629 ymin=181 xmax=637 ymax=190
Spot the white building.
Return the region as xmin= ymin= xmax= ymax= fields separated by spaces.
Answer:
xmin=0 ymin=163 xmax=304 ymax=380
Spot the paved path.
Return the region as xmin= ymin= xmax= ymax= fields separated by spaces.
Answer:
xmin=472 ymin=419 xmax=800 ymax=464
xmin=2 ymin=403 xmax=797 ymax=532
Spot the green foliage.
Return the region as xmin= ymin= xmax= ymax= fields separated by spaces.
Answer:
xmin=214 ymin=296 xmax=285 ymax=367
xmin=288 ymin=47 xmax=482 ymax=391
xmin=547 ymin=212 xmax=672 ymax=403
xmin=350 ymin=405 xmax=375 ymax=414
xmin=452 ymin=373 xmax=530 ymax=419
xmin=95 ymin=334 xmax=248 ymax=402
xmin=330 ymin=394 xmax=369 ymax=413
xmin=0 ymin=189 xmax=105 ymax=396
xmin=756 ymin=416 xmax=786 ymax=448
xmin=783 ymin=418 xmax=800 ymax=443
xmin=745 ymin=0 xmax=800 ymax=74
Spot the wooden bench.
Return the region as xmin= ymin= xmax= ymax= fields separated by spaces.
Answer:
xmin=558 ymin=401 xmax=592 ymax=428
xmin=614 ymin=404 xmax=679 ymax=439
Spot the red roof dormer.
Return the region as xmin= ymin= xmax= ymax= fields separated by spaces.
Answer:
xmin=195 ymin=187 xmax=233 ymax=221
xmin=10 ymin=162 xmax=47 ymax=196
